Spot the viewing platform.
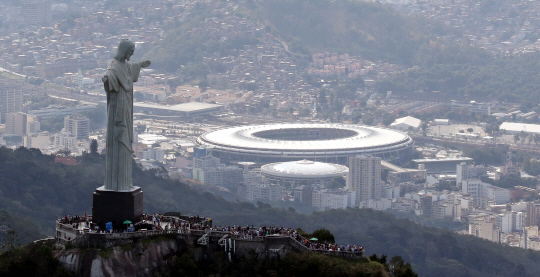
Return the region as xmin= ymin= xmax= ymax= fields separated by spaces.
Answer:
xmin=55 ymin=213 xmax=364 ymax=259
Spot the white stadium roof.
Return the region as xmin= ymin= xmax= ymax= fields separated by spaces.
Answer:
xmin=261 ymin=160 xmax=349 ymax=179
xmin=197 ymin=123 xmax=411 ymax=152
xmin=134 ymin=101 xmax=222 ymax=112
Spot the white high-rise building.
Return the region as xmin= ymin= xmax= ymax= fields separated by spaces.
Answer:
xmin=26 ymin=116 xmax=41 ymax=134
xmin=64 ymin=114 xmax=90 ymax=139
xmin=347 ymin=155 xmax=382 ymax=203
xmin=512 ymin=211 xmax=524 ymax=232
xmin=496 ymin=211 xmax=524 ymax=233
xmin=23 ymin=0 xmax=51 ymax=26
xmin=0 ymin=79 xmax=23 ymax=122
xmin=5 ymin=112 xmax=27 ymax=136
xmin=497 ymin=213 xmax=513 ymax=233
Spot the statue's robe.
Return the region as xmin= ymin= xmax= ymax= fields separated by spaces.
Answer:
xmin=103 ymin=59 xmax=142 ymax=191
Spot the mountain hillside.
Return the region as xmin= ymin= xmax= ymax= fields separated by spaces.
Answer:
xmin=144 ymin=0 xmax=540 ymax=103
xmin=1 ymin=147 xmax=540 ymax=277
xmin=145 ymin=0 xmax=455 ymax=72
xmin=249 ymin=0 xmax=455 ymax=66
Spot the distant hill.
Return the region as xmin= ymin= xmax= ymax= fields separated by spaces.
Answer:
xmin=248 ymin=0 xmax=457 ymax=66
xmin=144 ymin=0 xmax=540 ymax=104
xmin=146 ymin=0 xmax=455 ymax=71
xmin=248 ymin=0 xmax=540 ymax=103
xmin=2 ymin=146 xmax=540 ymax=276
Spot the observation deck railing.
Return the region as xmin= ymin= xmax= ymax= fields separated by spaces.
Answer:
xmin=56 ymin=221 xmax=362 ymax=258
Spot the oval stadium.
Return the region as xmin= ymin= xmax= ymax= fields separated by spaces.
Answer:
xmin=196 ymin=123 xmax=414 ymax=164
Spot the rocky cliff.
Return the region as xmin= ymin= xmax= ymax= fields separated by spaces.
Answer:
xmin=56 ymin=239 xmax=180 ymax=277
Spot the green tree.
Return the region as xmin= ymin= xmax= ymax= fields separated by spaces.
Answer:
xmin=352 ymin=113 xmax=362 ymax=124
xmin=136 ymin=125 xmax=146 ymax=133
xmin=311 ymin=228 xmax=335 ymax=243
xmin=90 ymin=139 xmax=98 ymax=155
xmin=390 ymin=256 xmax=418 ymax=277
xmin=421 ymin=121 xmax=429 ymax=133
xmin=326 ymin=177 xmax=346 ymax=189
xmin=299 ymin=108 xmax=311 ymax=117
xmin=0 ymin=230 xmax=18 ymax=252
xmin=175 ymin=253 xmax=198 ymax=276
xmin=198 ymin=79 xmax=209 ymax=92
xmin=363 ymin=115 xmax=374 ymax=125
xmin=82 ymin=104 xmax=107 ymax=131
xmin=383 ymin=114 xmax=396 ymax=126
xmin=319 ymin=89 xmax=327 ymax=105
xmin=27 ymin=77 xmax=44 ymax=86
xmin=514 ymin=134 xmax=520 ymax=144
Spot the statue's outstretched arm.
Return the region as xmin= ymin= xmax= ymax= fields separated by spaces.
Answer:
xmin=139 ymin=60 xmax=151 ymax=68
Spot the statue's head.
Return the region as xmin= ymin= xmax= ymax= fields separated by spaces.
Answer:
xmin=114 ymin=39 xmax=136 ymax=61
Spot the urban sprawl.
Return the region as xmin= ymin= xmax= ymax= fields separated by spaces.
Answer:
xmin=4 ymin=0 xmax=540 ymax=252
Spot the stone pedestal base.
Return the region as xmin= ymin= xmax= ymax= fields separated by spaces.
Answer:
xmin=92 ymin=186 xmax=143 ymax=229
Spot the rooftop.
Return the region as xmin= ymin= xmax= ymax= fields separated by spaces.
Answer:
xmin=198 ymin=123 xmax=413 ymax=151
xmin=261 ymin=159 xmax=349 ymax=178
xmin=412 ymin=157 xmax=473 ymax=163
xmin=390 ymin=116 xmax=421 ymax=129
xmin=134 ymin=102 xmax=223 ymax=112
xmin=500 ymin=122 xmax=540 ymax=134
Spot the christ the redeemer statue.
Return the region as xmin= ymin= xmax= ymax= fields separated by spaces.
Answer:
xmin=102 ymin=40 xmax=151 ymax=191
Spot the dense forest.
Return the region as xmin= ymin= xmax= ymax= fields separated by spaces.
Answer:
xmin=1 ymin=147 xmax=540 ymax=276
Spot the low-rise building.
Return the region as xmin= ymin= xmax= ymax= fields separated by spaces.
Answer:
xmin=358 ymin=198 xmax=391 ymax=211
xmin=462 ymin=179 xmax=510 ymax=207
xmin=23 ymin=132 xmax=50 ymax=149
xmin=469 ymin=218 xmax=499 ymax=242
xmin=500 ymin=122 xmax=540 ymax=135
xmin=53 ymin=131 xmax=76 ymax=150
xmin=193 ymin=166 xmax=243 ymax=189
xmin=26 ymin=116 xmax=41 ymax=134
xmin=242 ymin=183 xmax=282 ymax=202
xmin=312 ymin=189 xmax=356 ymax=210
xmin=28 ymin=104 xmax=96 ymax=119
xmin=451 ymin=100 xmax=491 ymax=115
xmin=389 ymin=116 xmax=421 ymax=131
xmin=138 ymin=148 xmax=164 ymax=161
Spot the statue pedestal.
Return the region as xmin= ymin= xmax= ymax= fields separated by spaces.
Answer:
xmin=92 ymin=186 xmax=143 ymax=229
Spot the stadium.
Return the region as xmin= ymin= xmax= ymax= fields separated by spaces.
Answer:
xmin=196 ymin=123 xmax=414 ymax=164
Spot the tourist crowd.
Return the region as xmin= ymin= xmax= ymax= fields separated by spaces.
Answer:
xmin=58 ymin=213 xmax=363 ymax=254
